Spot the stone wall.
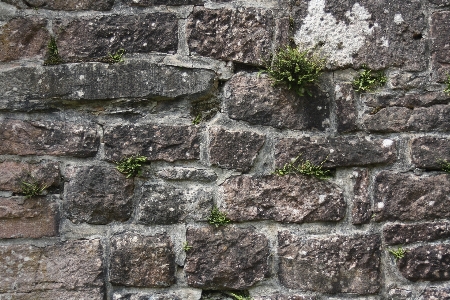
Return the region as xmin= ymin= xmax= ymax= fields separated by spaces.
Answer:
xmin=0 ymin=0 xmax=449 ymax=299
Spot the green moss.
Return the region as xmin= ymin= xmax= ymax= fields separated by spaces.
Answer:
xmin=20 ymin=180 xmax=47 ymax=198
xmin=352 ymin=65 xmax=387 ymax=93
xmin=208 ymin=206 xmax=230 ymax=228
xmin=444 ymin=74 xmax=450 ymax=95
xmin=43 ymin=37 xmax=63 ymax=66
xmin=389 ymin=247 xmax=407 ymax=260
xmin=439 ymin=159 xmax=450 ymax=173
xmin=102 ymin=49 xmax=125 ymax=64
xmin=115 ymin=155 xmax=147 ymax=178
xmin=273 ymin=154 xmax=331 ymax=180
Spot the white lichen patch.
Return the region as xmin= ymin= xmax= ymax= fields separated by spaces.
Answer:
xmin=294 ymin=0 xmax=375 ymax=68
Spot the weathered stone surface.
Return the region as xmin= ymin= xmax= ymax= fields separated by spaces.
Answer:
xmin=373 ymin=172 xmax=450 ymax=222
xmin=411 ymin=137 xmax=450 ymax=169
xmin=123 ymin=0 xmax=203 ymax=5
xmin=187 ymin=7 xmax=275 ymax=65
xmin=0 ymin=61 xmax=216 ymax=103
xmin=388 ymin=288 xmax=412 ymax=300
xmin=0 ymin=17 xmax=49 ymax=62
xmin=419 ymin=287 xmax=450 ymax=300
xmin=104 ymin=124 xmax=200 ymax=162
xmin=335 ymin=83 xmax=357 ymax=133
xmin=185 ymin=226 xmax=270 ymax=289
xmin=258 ymin=295 xmax=316 ymax=300
xmin=431 ymin=12 xmax=450 ymax=80
xmin=0 ymin=239 xmax=104 ymax=298
xmin=275 ymin=136 xmax=397 ymax=168
xmin=54 ymin=14 xmax=177 ymax=60
xmin=209 ymin=127 xmax=265 ymax=172
xmin=109 ymin=233 xmax=176 ymax=287
xmin=397 ymin=244 xmax=450 ymax=282
xmin=362 ymin=105 xmax=450 ymax=132
xmin=363 ymin=92 xmax=450 ymax=108
xmin=0 ymin=161 xmax=60 ymax=193
xmin=384 ymin=222 xmax=450 ymax=245
xmin=0 ymin=196 xmax=58 ymax=238
xmin=156 ymin=167 xmax=217 ymax=182
xmin=64 ymin=166 xmax=134 ymax=224
xmin=223 ymin=72 xmax=330 ymax=130
xmin=113 ymin=289 xmax=201 ymax=300
xmin=2 ymin=0 xmax=114 ymax=10
xmin=278 ymin=232 xmax=381 ymax=294
xmin=0 ymin=119 xmax=99 ymax=157
xmin=222 ymin=175 xmax=345 ymax=223
xmin=352 ymin=168 xmax=371 ymax=225
xmin=136 ymin=182 xmax=213 ymax=225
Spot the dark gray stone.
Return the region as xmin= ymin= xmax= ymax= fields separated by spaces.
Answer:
xmin=335 ymin=83 xmax=357 ymax=133
xmin=431 ymin=11 xmax=450 ymax=80
xmin=185 ymin=226 xmax=270 ymax=289
xmin=419 ymin=287 xmax=450 ymax=300
xmin=209 ymin=127 xmax=265 ymax=172
xmin=109 ymin=233 xmax=176 ymax=287
xmin=136 ymin=182 xmax=213 ymax=225
xmin=275 ymin=136 xmax=397 ymax=168
xmin=222 ymin=175 xmax=345 ymax=223
xmin=123 ymin=0 xmax=203 ymax=6
xmin=397 ymin=244 xmax=450 ymax=282
xmin=223 ymin=72 xmax=330 ymax=131
xmin=363 ymin=92 xmax=450 ymax=108
xmin=64 ymin=166 xmax=135 ymax=224
xmin=384 ymin=222 xmax=450 ymax=245
xmin=411 ymin=137 xmax=450 ymax=170
xmin=0 ymin=119 xmax=99 ymax=157
xmin=278 ymin=232 xmax=381 ymax=294
xmin=1 ymin=0 xmax=114 ymax=10
xmin=156 ymin=167 xmax=217 ymax=182
xmin=259 ymin=296 xmax=316 ymax=300
xmin=103 ymin=124 xmax=200 ymax=162
xmin=373 ymin=172 xmax=450 ymax=222
xmin=352 ymin=168 xmax=371 ymax=225
xmin=388 ymin=288 xmax=412 ymax=300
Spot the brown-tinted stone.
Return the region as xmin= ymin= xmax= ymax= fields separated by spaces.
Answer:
xmin=0 ymin=17 xmax=49 ymax=62
xmin=0 ymin=196 xmax=58 ymax=238
xmin=54 ymin=13 xmax=177 ymax=60
xmin=0 ymin=119 xmax=99 ymax=157
xmin=384 ymin=222 xmax=450 ymax=245
xmin=278 ymin=232 xmax=381 ymax=294
xmin=64 ymin=166 xmax=134 ymax=224
xmin=373 ymin=172 xmax=450 ymax=222
xmin=185 ymin=226 xmax=270 ymax=289
xmin=104 ymin=124 xmax=200 ymax=162
xmin=397 ymin=244 xmax=450 ymax=282
xmin=113 ymin=289 xmax=200 ymax=300
xmin=0 ymin=161 xmax=60 ymax=193
xmin=431 ymin=12 xmax=450 ymax=80
xmin=2 ymin=0 xmax=114 ymax=10
xmin=222 ymin=175 xmax=345 ymax=223
xmin=363 ymin=92 xmax=450 ymax=108
xmin=187 ymin=7 xmax=275 ymax=65
xmin=223 ymin=72 xmax=330 ymax=130
xmin=335 ymin=83 xmax=357 ymax=133
xmin=156 ymin=167 xmax=217 ymax=182
xmin=0 ymin=239 xmax=104 ymax=298
xmin=123 ymin=0 xmax=203 ymax=5
xmin=275 ymin=136 xmax=397 ymax=168
xmin=419 ymin=287 xmax=450 ymax=300
xmin=209 ymin=127 xmax=265 ymax=172
xmin=136 ymin=182 xmax=213 ymax=225
xmin=411 ymin=137 xmax=450 ymax=169
xmin=352 ymin=168 xmax=371 ymax=225
xmin=109 ymin=233 xmax=176 ymax=287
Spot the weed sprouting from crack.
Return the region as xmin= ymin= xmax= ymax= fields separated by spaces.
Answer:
xmin=208 ymin=206 xmax=230 ymax=228
xmin=352 ymin=65 xmax=387 ymax=93
xmin=444 ymin=74 xmax=450 ymax=95
xmin=20 ymin=180 xmax=47 ymax=198
xmin=43 ymin=36 xmax=63 ymax=66
xmin=438 ymin=159 xmax=450 ymax=173
xmin=115 ymin=155 xmax=147 ymax=178
xmin=273 ymin=154 xmax=331 ymax=180
xmin=389 ymin=247 xmax=407 ymax=260
xmin=103 ymin=49 xmax=125 ymax=64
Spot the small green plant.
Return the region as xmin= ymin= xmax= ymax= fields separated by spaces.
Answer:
xmin=352 ymin=65 xmax=387 ymax=92
xmin=192 ymin=114 xmax=202 ymax=125
xmin=105 ymin=49 xmax=125 ymax=63
xmin=273 ymin=154 xmax=331 ymax=180
xmin=43 ymin=37 xmax=63 ymax=66
xmin=20 ymin=180 xmax=47 ymax=199
xmin=261 ymin=45 xmax=326 ymax=96
xmin=389 ymin=247 xmax=407 ymax=260
xmin=229 ymin=292 xmax=252 ymax=300
xmin=208 ymin=206 xmax=230 ymax=228
xmin=444 ymin=74 xmax=450 ymax=95
xmin=115 ymin=155 xmax=147 ymax=178
xmin=182 ymin=241 xmax=192 ymax=251
xmin=438 ymin=159 xmax=450 ymax=173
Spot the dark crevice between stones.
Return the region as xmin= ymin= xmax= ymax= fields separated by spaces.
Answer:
xmin=233 ymin=62 xmax=261 ymax=74
xmin=190 ymin=96 xmax=221 ymax=124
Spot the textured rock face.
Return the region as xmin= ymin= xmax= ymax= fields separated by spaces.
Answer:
xmin=373 ymin=172 xmax=450 ymax=222
xmin=0 ymin=120 xmax=99 ymax=157
xmin=64 ymin=166 xmax=135 ymax=224
xmin=2 ymin=0 xmax=114 ymax=10
xmin=411 ymin=137 xmax=450 ymax=169
xmin=0 ymin=161 xmax=60 ymax=192
xmin=222 ymin=175 xmax=345 ymax=223
xmin=419 ymin=287 xmax=450 ymax=300
xmin=0 ymin=240 xmax=104 ymax=298
xmin=278 ymin=232 xmax=381 ymax=294
xmin=185 ymin=226 xmax=270 ymax=289
xmin=104 ymin=124 xmax=200 ymax=162
xmin=384 ymin=222 xmax=450 ymax=245
xmin=156 ymin=167 xmax=217 ymax=182
xmin=123 ymin=0 xmax=203 ymax=5
xmin=209 ymin=127 xmax=265 ymax=172
xmin=224 ymin=72 xmax=330 ymax=130
xmin=109 ymin=233 xmax=176 ymax=287
xmin=431 ymin=11 xmax=450 ymax=79
xmin=351 ymin=168 xmax=371 ymax=225
xmin=397 ymin=244 xmax=450 ymax=282
xmin=335 ymin=83 xmax=357 ymax=133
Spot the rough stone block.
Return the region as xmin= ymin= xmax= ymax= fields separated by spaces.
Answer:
xmin=258 ymin=296 xmax=316 ymax=300
xmin=335 ymin=83 xmax=357 ymax=133
xmin=209 ymin=127 xmax=265 ymax=172
xmin=275 ymin=136 xmax=397 ymax=168
xmin=373 ymin=172 xmax=450 ymax=222
xmin=384 ymin=222 xmax=450 ymax=245
xmin=185 ymin=226 xmax=270 ymax=289
xmin=54 ymin=13 xmax=177 ymax=60
xmin=388 ymin=288 xmax=412 ymax=300
xmin=187 ymin=7 xmax=275 ymax=65
xmin=0 ymin=240 xmax=104 ymax=298
xmin=0 ymin=17 xmax=49 ymax=62
xmin=109 ymin=233 xmax=176 ymax=287
xmin=2 ymin=0 xmax=114 ymax=10
xmin=104 ymin=124 xmax=200 ymax=162
xmin=0 ymin=196 xmax=58 ymax=238
xmin=411 ymin=137 xmax=450 ymax=169
xmin=419 ymin=287 xmax=450 ymax=300
xmin=156 ymin=167 xmax=217 ymax=182
xmin=0 ymin=119 xmax=99 ymax=157
xmin=64 ymin=166 xmax=134 ymax=224
xmin=431 ymin=11 xmax=450 ymax=80
xmin=397 ymin=244 xmax=450 ymax=282
xmin=223 ymin=72 xmax=330 ymax=130
xmin=112 ymin=289 xmax=201 ymax=300
xmin=222 ymin=175 xmax=345 ymax=223
xmin=363 ymin=92 xmax=449 ymax=108
xmin=352 ymin=168 xmax=371 ymax=225
xmin=136 ymin=182 xmax=213 ymax=225
xmin=278 ymin=232 xmax=381 ymax=294
xmin=123 ymin=0 xmax=203 ymax=5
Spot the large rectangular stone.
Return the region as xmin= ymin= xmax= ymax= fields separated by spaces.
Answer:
xmin=351 ymin=168 xmax=371 ymax=225
xmin=431 ymin=11 xmax=450 ymax=80
xmin=384 ymin=222 xmax=450 ymax=245
xmin=411 ymin=136 xmax=450 ymax=169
